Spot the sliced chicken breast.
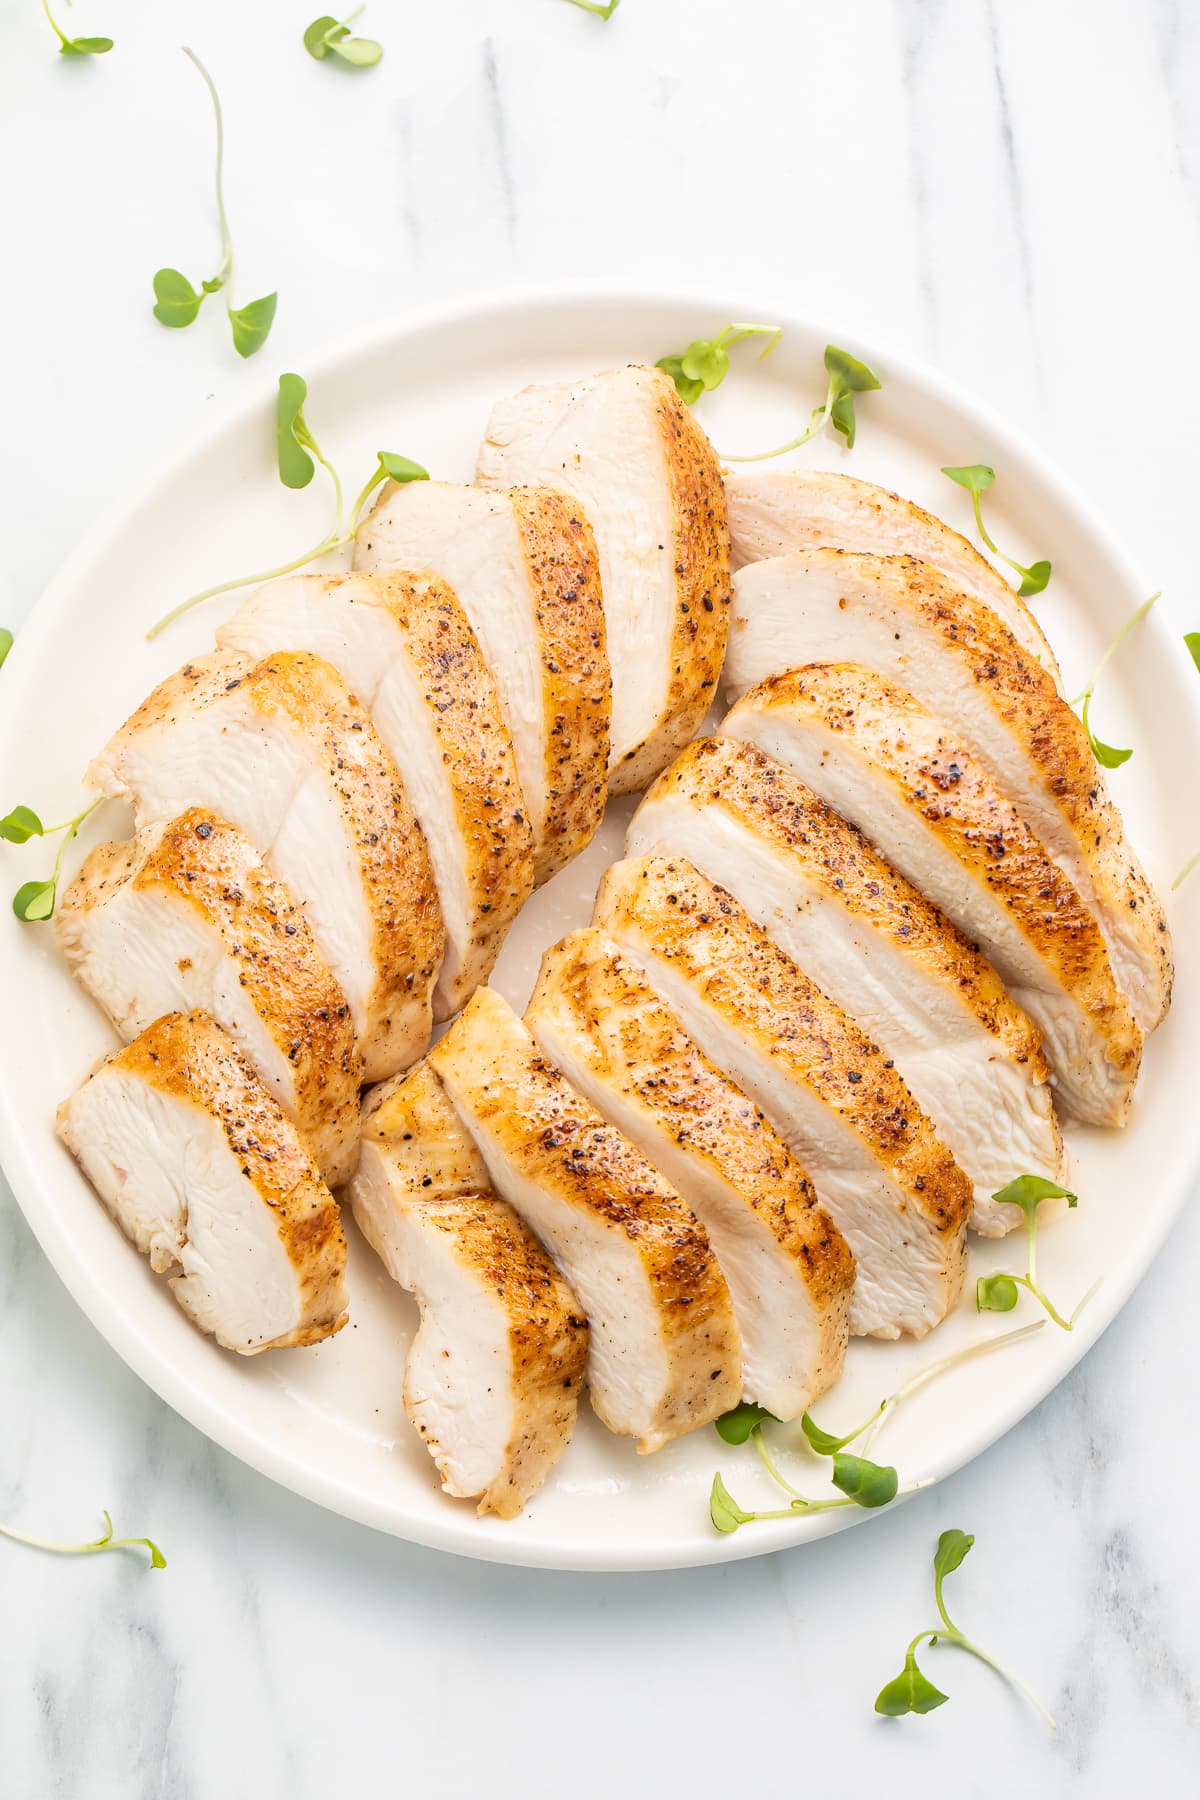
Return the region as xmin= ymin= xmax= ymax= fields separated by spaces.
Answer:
xmin=476 ymin=365 xmax=730 ymax=794
xmin=430 ymin=987 xmax=742 ymax=1450
xmin=593 ymin=856 xmax=972 ymax=1339
xmin=725 ymin=549 xmax=1172 ymax=1030
xmin=217 ymin=570 xmax=534 ymax=1019
xmin=354 ymin=481 xmax=608 ymax=881
xmin=725 ymin=666 xmax=1142 ymax=1126
xmin=56 ymin=809 xmax=362 ymax=1187
xmin=725 ymin=470 xmax=1060 ymax=680
xmin=627 ymin=738 xmax=1065 ymax=1234
xmin=526 ymin=929 xmax=853 ymax=1414
xmin=88 ymin=650 xmax=445 ymax=1082
xmin=352 ymin=1063 xmax=588 ymax=1518
xmin=57 ymin=1011 xmax=348 ymax=1353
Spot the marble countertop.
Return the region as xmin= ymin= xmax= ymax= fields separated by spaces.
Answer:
xmin=2 ymin=1 xmax=1198 ymax=1792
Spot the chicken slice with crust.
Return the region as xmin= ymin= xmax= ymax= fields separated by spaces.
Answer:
xmin=627 ymin=737 xmax=1065 ymax=1234
xmin=217 ymin=570 xmax=534 ymax=1019
xmin=351 ymin=1063 xmax=588 ymax=1518
xmin=724 ymin=548 xmax=1172 ymax=1030
xmin=57 ymin=1011 xmax=348 ymax=1353
xmin=89 ymin=650 xmax=445 ymax=1081
xmin=476 ymin=365 xmax=729 ymax=794
xmin=525 ymin=928 xmax=852 ymax=1415
xmin=56 ymin=809 xmax=362 ymax=1187
xmin=593 ymin=856 xmax=972 ymax=1340
xmin=724 ymin=665 xmax=1142 ymax=1126
xmin=724 ymin=470 xmax=1060 ymax=680
xmin=430 ymin=987 xmax=741 ymax=1450
xmin=354 ymin=482 xmax=608 ymax=881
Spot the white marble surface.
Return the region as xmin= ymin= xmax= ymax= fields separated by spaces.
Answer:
xmin=2 ymin=0 xmax=1199 ymax=1792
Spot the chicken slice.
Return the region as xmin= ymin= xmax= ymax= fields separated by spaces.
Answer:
xmin=57 ymin=1011 xmax=348 ymax=1353
xmin=217 ymin=570 xmax=534 ymax=1019
xmin=725 ymin=665 xmax=1142 ymax=1126
xmin=430 ymin=987 xmax=742 ymax=1450
xmin=56 ymin=810 xmax=362 ymax=1187
xmin=593 ymin=856 xmax=972 ymax=1339
xmin=627 ymin=737 xmax=1065 ymax=1235
xmin=725 ymin=548 xmax=1172 ymax=1031
xmin=525 ymin=929 xmax=853 ymax=1414
xmin=725 ymin=470 xmax=1060 ymax=680
xmin=89 ymin=650 xmax=445 ymax=1082
xmin=476 ymin=365 xmax=730 ymax=794
xmin=351 ymin=1063 xmax=588 ymax=1518
xmin=354 ymin=481 xmax=608 ymax=881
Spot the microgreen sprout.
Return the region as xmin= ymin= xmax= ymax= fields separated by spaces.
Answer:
xmin=560 ymin=0 xmax=622 ymax=17
xmin=709 ymin=1405 xmax=901 ymax=1534
xmin=42 ymin=0 xmax=111 ymax=55
xmin=152 ymin=49 xmax=277 ymax=359
xmin=875 ymin=1529 xmax=1054 ymax=1726
xmin=724 ymin=344 xmax=881 ymax=461
xmin=0 ymin=628 xmax=12 ymax=671
xmin=940 ymin=464 xmax=1052 ymax=598
xmin=147 ymin=373 xmax=428 ymax=638
xmin=656 ymin=323 xmax=782 ymax=406
xmin=1173 ymin=635 xmax=1200 ymax=885
xmin=974 ymin=1176 xmax=1100 ymax=1330
xmin=4 ymin=795 xmax=103 ymax=923
xmin=1 ymin=1510 xmax=165 ymax=1569
xmin=1065 ymin=592 xmax=1161 ymax=768
xmin=304 ymin=8 xmax=384 ymax=67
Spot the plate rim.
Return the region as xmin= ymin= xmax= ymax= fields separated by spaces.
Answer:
xmin=1 ymin=280 xmax=1197 ymax=1572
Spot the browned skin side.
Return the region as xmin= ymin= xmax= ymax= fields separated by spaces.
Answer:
xmin=90 ymin=650 xmax=445 ymax=1080
xmin=829 ymin=551 xmax=1172 ymax=1023
xmin=646 ymin=734 xmax=1049 ymax=1078
xmin=509 ymin=489 xmax=612 ymax=880
xmin=58 ymin=810 xmax=363 ymax=1185
xmin=69 ymin=1010 xmax=348 ymax=1348
xmin=526 ymin=930 xmax=855 ymax=1345
xmin=740 ymin=664 xmax=1144 ymax=1102
xmin=362 ymin=1064 xmax=588 ymax=1518
xmin=431 ymin=988 xmax=742 ymax=1448
xmin=362 ymin=569 xmax=537 ymax=986
xmin=593 ymin=856 xmax=973 ymax=1241
xmin=608 ymin=369 xmax=732 ymax=795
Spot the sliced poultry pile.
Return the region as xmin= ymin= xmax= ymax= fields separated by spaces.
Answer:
xmin=54 ymin=375 xmax=1173 ymax=1521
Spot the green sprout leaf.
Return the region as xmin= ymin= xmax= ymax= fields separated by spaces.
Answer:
xmin=561 ymin=0 xmax=622 ymax=17
xmin=1186 ymin=631 xmax=1200 ymax=673
xmin=1068 ymin=592 xmax=1160 ymax=769
xmin=657 ymin=322 xmax=781 ymax=405
xmin=13 ymin=880 xmax=57 ymax=923
xmin=152 ymin=268 xmax=206 ymax=329
xmin=875 ymin=1650 xmax=950 ymax=1717
xmin=7 ymin=795 xmax=103 ymax=924
xmin=43 ymin=0 xmax=112 ymax=54
xmin=976 ymin=1173 xmax=1095 ymax=1331
xmin=304 ymin=8 xmax=384 ymax=66
xmin=228 ymin=292 xmax=279 ymax=359
xmin=976 ymin=1274 xmax=1020 ymax=1314
xmin=276 ymin=373 xmax=318 ymax=490
xmin=148 ymin=377 xmax=431 ymax=639
xmin=941 ymin=463 xmax=1052 ymax=598
xmin=715 ymin=1402 xmax=778 ymax=1446
xmin=830 ymin=1452 xmax=899 ymax=1509
xmin=800 ymin=1402 xmax=885 ymax=1457
xmin=0 ymin=806 xmax=45 ymax=844
xmin=153 ymin=50 xmax=276 ymax=358
xmin=1 ymin=1509 xmax=164 ymax=1569
xmin=709 ymin=1473 xmax=753 ymax=1534
xmin=0 ymin=628 xmax=11 ymax=671
xmin=873 ymin=1528 xmax=1054 ymax=1727
xmin=724 ymin=342 xmax=881 ymax=461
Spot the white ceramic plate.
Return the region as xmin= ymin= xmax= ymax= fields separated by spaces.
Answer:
xmin=1 ymin=289 xmax=1197 ymax=1572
